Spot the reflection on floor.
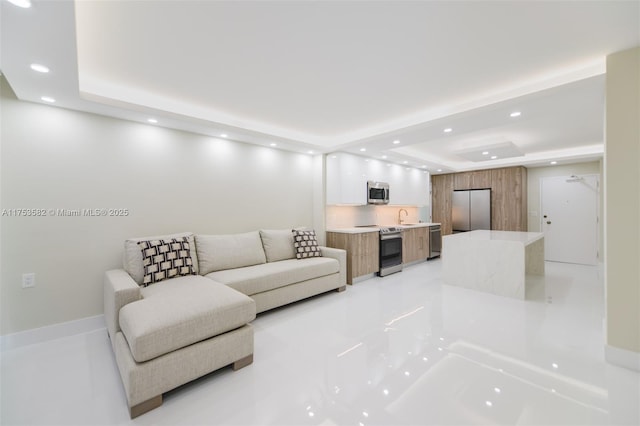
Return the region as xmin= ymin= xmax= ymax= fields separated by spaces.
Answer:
xmin=2 ymin=260 xmax=639 ymax=425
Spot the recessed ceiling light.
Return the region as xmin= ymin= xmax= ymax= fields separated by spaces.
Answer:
xmin=550 ymin=161 xmax=557 ymax=165
xmin=510 ymin=111 xmax=522 ymax=117
xmin=30 ymin=63 xmax=50 ymax=73
xmin=220 ymin=134 xmax=228 ymax=138
xmin=444 ymin=128 xmax=453 ymax=133
xmin=422 ymin=165 xmax=427 ymax=168
xmin=270 ymin=143 xmax=277 ymax=147
xmin=147 ymin=118 xmax=158 ymax=123
xmin=437 ymin=169 xmax=442 ymax=172
xmin=381 ymin=155 xmax=388 ymax=159
xmin=7 ymin=0 xmax=31 ymax=8
xmin=308 ymin=151 xmax=314 ymax=155
xmin=403 ymin=161 xmax=408 ymax=164
xmin=393 ymin=140 xmax=400 ymax=145
xmin=491 ymin=155 xmax=498 ymax=159
xmin=485 ymin=401 xmax=493 ymax=407
xmin=360 ymin=148 xmax=366 ymax=152
xmin=40 ymin=96 xmax=55 ymax=103
xmin=482 ymin=151 xmax=489 ymax=155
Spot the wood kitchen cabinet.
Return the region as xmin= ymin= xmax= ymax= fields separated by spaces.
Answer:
xmin=454 ymin=170 xmax=491 ymax=190
xmin=326 ymin=231 xmax=379 ymax=284
xmin=402 ymin=227 xmax=430 ymax=264
xmin=431 ymin=174 xmax=454 ymax=235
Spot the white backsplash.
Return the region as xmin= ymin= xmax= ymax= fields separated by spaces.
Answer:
xmin=326 ymin=205 xmax=429 ymax=228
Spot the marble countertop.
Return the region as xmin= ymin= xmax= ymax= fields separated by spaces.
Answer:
xmin=326 ymin=223 xmax=441 ymax=234
xmin=443 ymin=230 xmax=544 ymax=245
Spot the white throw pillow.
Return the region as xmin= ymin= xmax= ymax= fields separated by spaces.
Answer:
xmin=259 ymin=229 xmax=296 ymax=262
xmin=196 ymin=231 xmax=267 ymax=274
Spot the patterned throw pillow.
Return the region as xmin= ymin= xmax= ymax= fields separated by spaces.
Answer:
xmin=137 ymin=237 xmax=195 ymax=286
xmin=292 ymin=230 xmax=322 ymax=259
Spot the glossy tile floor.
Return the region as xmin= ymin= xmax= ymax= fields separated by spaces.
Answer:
xmin=2 ymin=260 xmax=639 ymax=425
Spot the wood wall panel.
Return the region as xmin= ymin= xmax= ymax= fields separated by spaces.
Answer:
xmin=490 ymin=167 xmax=527 ymax=231
xmin=431 ymin=174 xmax=454 ymax=235
xmin=432 ymin=167 xmax=527 ymax=234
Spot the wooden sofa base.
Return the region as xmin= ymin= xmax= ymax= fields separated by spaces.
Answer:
xmin=128 ymin=352 xmax=254 ymax=418
xmin=130 ymin=395 xmax=162 ymax=419
xmin=232 ymin=353 xmax=254 ymax=370
xmin=336 ymin=286 xmax=346 ymax=292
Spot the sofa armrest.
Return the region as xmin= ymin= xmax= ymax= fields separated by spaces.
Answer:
xmin=320 ymin=246 xmax=347 ymax=286
xmin=104 ymin=269 xmax=141 ymax=344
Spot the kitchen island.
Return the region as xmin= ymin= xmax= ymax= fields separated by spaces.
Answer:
xmin=442 ymin=230 xmax=544 ymax=299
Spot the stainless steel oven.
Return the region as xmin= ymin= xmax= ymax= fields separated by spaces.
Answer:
xmin=378 ymin=227 xmax=403 ymax=276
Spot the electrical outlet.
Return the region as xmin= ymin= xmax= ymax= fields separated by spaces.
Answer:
xmin=22 ymin=273 xmax=35 ymax=289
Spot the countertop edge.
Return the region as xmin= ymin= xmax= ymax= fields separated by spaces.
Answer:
xmin=327 ymin=223 xmax=441 ymax=234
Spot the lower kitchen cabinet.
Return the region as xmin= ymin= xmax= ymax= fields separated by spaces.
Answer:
xmin=402 ymin=227 xmax=429 ymax=264
xmin=326 ymin=231 xmax=379 ymax=284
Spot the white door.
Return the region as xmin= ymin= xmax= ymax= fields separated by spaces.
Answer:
xmin=540 ymin=174 xmax=599 ymax=265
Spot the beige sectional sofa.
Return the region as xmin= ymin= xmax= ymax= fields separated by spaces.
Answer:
xmin=104 ymin=229 xmax=346 ymax=417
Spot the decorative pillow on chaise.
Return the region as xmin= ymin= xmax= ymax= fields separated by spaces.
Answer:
xmin=123 ymin=232 xmax=199 ymax=285
xmin=137 ymin=237 xmax=195 ymax=286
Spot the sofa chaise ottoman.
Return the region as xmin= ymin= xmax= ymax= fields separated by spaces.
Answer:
xmin=105 ymin=270 xmax=256 ymax=418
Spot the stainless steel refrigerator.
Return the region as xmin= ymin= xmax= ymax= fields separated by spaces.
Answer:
xmin=452 ymin=189 xmax=491 ymax=232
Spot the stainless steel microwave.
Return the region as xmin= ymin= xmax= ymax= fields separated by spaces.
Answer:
xmin=367 ymin=181 xmax=389 ymax=204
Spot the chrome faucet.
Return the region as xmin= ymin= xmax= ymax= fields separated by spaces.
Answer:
xmin=398 ymin=208 xmax=408 ymax=224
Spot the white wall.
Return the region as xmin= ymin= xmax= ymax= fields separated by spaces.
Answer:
xmin=0 ymin=79 xmax=316 ymax=335
xmin=527 ymin=161 xmax=603 ymax=258
xmin=605 ymin=46 xmax=640 ymax=360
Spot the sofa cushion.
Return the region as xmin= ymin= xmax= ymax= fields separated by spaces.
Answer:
xmin=120 ymin=275 xmax=256 ymax=363
xmin=205 ymin=257 xmax=339 ymax=296
xmin=196 ymin=232 xmax=266 ymax=275
xmin=124 ymin=232 xmax=199 ymax=285
xmin=293 ymin=230 xmax=322 ymax=259
xmin=259 ymin=229 xmax=296 ymax=262
xmin=138 ymin=237 xmax=195 ymax=286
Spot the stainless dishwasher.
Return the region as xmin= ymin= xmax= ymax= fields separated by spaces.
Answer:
xmin=428 ymin=225 xmax=441 ymax=259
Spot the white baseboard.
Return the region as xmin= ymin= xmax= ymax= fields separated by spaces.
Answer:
xmin=605 ymin=344 xmax=640 ymax=372
xmin=0 ymin=315 xmax=105 ymax=352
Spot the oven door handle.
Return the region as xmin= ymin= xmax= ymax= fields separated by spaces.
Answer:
xmin=380 ymin=233 xmax=402 ymax=240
